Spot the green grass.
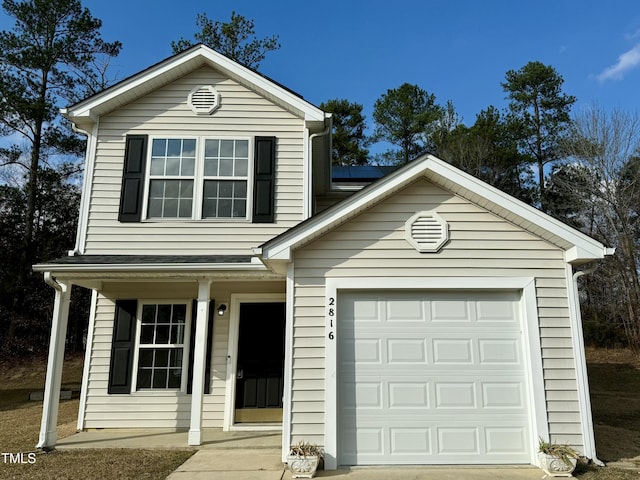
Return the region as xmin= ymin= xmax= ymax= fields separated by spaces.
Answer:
xmin=1 ymin=350 xmax=640 ymax=479
xmin=0 ymin=354 xmax=194 ymax=480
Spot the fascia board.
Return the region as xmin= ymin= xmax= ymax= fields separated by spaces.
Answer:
xmin=192 ymin=48 xmax=326 ymax=122
xmin=425 ymin=157 xmax=608 ymax=261
xmin=32 ymin=262 xmax=268 ymax=273
xmin=64 ymin=51 xmax=204 ymax=119
xmin=64 ymin=45 xmax=325 ymax=123
xmin=262 ymin=153 xmax=609 ymax=263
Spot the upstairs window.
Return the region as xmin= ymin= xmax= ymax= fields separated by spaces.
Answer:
xmin=118 ymin=134 xmax=276 ymax=223
xmin=202 ymin=139 xmax=249 ymax=218
xmin=148 ymin=139 xmax=196 ymax=219
xmin=146 ymin=137 xmax=249 ymax=220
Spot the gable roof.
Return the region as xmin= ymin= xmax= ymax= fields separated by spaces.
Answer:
xmin=258 ymin=154 xmax=612 ymax=266
xmin=62 ymin=44 xmax=329 ymax=131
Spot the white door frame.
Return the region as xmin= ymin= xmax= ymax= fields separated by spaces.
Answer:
xmin=223 ymin=293 xmax=286 ymax=431
xmin=323 ymin=276 xmax=548 ymax=470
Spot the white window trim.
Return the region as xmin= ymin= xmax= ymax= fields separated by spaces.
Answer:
xmin=131 ymin=300 xmax=192 ymax=393
xmin=141 ymin=135 xmax=254 ymax=222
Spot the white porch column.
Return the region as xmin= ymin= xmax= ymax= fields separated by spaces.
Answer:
xmin=188 ymin=279 xmax=211 ymax=446
xmin=36 ymin=274 xmax=71 ymax=449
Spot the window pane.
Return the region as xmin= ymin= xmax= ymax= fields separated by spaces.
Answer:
xmin=205 ymin=139 xmax=219 ymax=157
xmin=138 ymin=349 xmax=153 ymax=367
xmin=149 ymin=181 xmax=164 ymax=197
xmin=157 ymin=305 xmax=171 ymax=323
xmin=152 ymin=139 xmax=166 ymax=157
xmin=156 ymin=325 xmax=170 ymax=344
xmin=233 ymin=199 xmax=247 ymax=217
xmin=204 ymin=158 xmax=218 ymax=176
xmin=235 ymin=158 xmax=248 ymax=176
xmin=153 ymin=369 xmax=167 ymax=389
xmin=163 ymin=199 xmax=178 ymax=217
xmin=235 ymin=140 xmax=248 ymax=157
xmin=220 ymin=140 xmax=234 ymax=157
xmin=180 ymin=180 xmax=193 ymax=197
xmin=219 ymin=181 xmax=233 ymax=197
xmin=219 ymin=159 xmax=233 ymax=176
xmin=150 ymin=157 xmax=165 ymax=175
xmin=202 ymin=198 xmax=217 ymax=218
xmin=171 ymin=349 xmax=183 ymax=367
xmin=140 ymin=325 xmax=155 ymax=344
xmin=218 ymin=199 xmax=232 ymax=217
xmin=179 ymin=198 xmax=192 ymax=218
xmin=155 ymin=349 xmax=169 ymax=367
xmin=183 ymin=139 xmax=196 ymax=157
xmin=137 ymin=369 xmax=152 ymax=389
xmin=173 ymin=304 xmax=186 ymax=322
xmin=164 ymin=180 xmax=179 ymax=197
xmin=142 ymin=305 xmax=156 ymax=323
xmin=168 ymin=370 xmax=182 ymax=388
xmin=166 ymin=157 xmax=180 ymax=175
xmin=203 ymin=180 xmax=218 ymax=197
xmin=181 ymin=157 xmax=195 ymax=176
xmin=171 ymin=324 xmax=184 ymax=344
xmin=167 ymin=139 xmax=182 ymax=157
xmin=234 ymin=181 xmax=247 ymax=197
xmin=148 ymin=199 xmax=163 ymax=218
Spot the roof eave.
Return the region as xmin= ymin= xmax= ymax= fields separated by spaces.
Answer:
xmin=33 ymin=262 xmax=268 ymax=273
xmin=63 ymin=44 xmax=326 ymax=125
xmin=261 ymin=154 xmax=612 ymax=264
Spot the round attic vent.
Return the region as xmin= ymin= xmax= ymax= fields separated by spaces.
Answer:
xmin=405 ymin=211 xmax=449 ymax=253
xmin=188 ymin=85 xmax=220 ymax=115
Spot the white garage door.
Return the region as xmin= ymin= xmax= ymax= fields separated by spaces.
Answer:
xmin=338 ymin=290 xmax=532 ymax=465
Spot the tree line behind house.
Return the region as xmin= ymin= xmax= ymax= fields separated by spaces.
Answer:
xmin=0 ymin=0 xmax=638 ymax=359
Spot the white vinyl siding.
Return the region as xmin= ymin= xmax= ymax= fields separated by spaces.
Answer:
xmin=83 ymin=66 xmax=305 ymax=255
xmin=82 ymin=280 xmax=285 ymax=429
xmin=290 ymin=178 xmax=582 ymax=450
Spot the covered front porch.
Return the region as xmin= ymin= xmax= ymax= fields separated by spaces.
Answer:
xmin=32 ymin=255 xmax=288 ymax=453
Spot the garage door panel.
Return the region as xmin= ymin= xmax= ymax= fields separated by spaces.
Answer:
xmin=338 ymin=290 xmax=532 ymax=465
xmin=432 ymin=338 xmax=473 ymax=364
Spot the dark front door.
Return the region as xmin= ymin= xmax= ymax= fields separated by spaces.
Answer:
xmin=235 ymin=302 xmax=285 ymax=423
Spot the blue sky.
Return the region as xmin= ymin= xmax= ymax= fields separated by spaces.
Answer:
xmin=3 ymin=0 xmax=640 ymax=129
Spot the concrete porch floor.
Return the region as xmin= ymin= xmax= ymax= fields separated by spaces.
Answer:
xmin=55 ymin=427 xmax=281 ymax=450
xmin=55 ymin=429 xmax=545 ymax=479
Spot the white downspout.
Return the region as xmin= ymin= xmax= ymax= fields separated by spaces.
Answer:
xmin=37 ymin=273 xmax=71 ymax=449
xmin=568 ymin=263 xmax=605 ymax=466
xmin=68 ymin=120 xmax=98 ymax=256
xmin=305 ymin=118 xmax=331 ymax=219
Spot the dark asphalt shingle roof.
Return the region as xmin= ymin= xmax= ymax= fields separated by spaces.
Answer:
xmin=40 ymin=255 xmax=254 ymax=265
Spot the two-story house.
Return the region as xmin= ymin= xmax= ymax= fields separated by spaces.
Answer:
xmin=35 ymin=44 xmax=611 ymax=470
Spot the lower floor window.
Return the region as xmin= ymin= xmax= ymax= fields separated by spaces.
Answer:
xmin=137 ymin=348 xmax=183 ymax=389
xmin=136 ymin=303 xmax=188 ymax=390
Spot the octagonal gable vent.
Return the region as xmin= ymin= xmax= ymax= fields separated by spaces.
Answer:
xmin=188 ymin=85 xmax=220 ymax=115
xmin=405 ymin=211 xmax=449 ymax=253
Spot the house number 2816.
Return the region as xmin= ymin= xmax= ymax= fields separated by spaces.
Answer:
xmin=328 ymin=297 xmax=335 ymax=340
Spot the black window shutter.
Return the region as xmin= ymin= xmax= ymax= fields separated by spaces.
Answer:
xmin=252 ymin=136 xmax=276 ymax=223
xmin=108 ymin=300 xmax=137 ymax=394
xmin=187 ymin=300 xmax=215 ymax=395
xmin=118 ymin=135 xmax=148 ymax=222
